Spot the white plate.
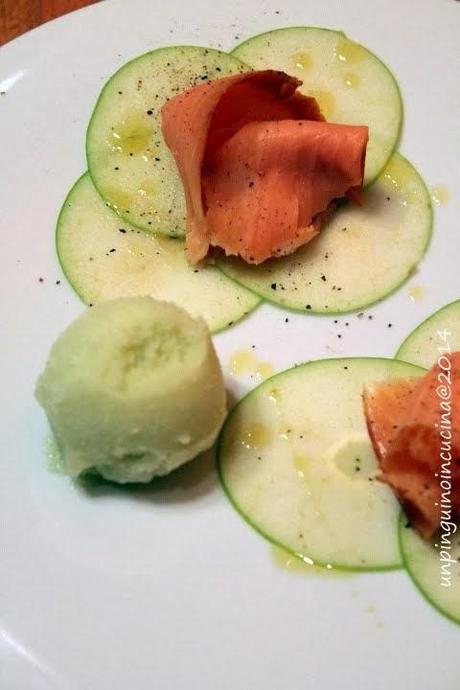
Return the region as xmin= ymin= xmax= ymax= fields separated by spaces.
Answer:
xmin=1 ymin=1 xmax=459 ymax=688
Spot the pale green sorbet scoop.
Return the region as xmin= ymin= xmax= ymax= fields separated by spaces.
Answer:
xmin=35 ymin=297 xmax=226 ymax=483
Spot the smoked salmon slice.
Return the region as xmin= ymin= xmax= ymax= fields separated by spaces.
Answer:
xmin=364 ymin=354 xmax=460 ymax=539
xmin=161 ymin=70 xmax=368 ymax=264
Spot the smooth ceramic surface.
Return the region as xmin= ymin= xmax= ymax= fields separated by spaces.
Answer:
xmin=1 ymin=1 xmax=459 ymax=688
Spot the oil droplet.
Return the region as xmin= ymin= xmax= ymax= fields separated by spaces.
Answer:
xmin=256 ymin=362 xmax=274 ymax=380
xmin=278 ymin=427 xmax=292 ymax=440
xmin=271 ymin=545 xmax=315 ymax=571
xmin=343 ymin=71 xmax=361 ymax=88
xmin=229 ymin=349 xmax=257 ymax=375
xmin=267 ymin=388 xmax=280 ymax=404
xmin=309 ymin=89 xmax=336 ymax=119
xmin=382 ymin=156 xmax=419 ymax=205
xmin=270 ymin=546 xmax=352 ymax=576
xmin=335 ymin=37 xmax=367 ymax=64
xmin=431 ymin=185 xmax=450 ymax=206
xmin=382 ymin=156 xmax=414 ymax=191
xmin=408 ymin=285 xmax=426 ymax=302
xmin=291 ymin=51 xmax=313 ymax=71
xmin=229 ymin=350 xmax=274 ymax=379
xmin=111 ymin=115 xmax=151 ymax=154
xmin=137 ymin=179 xmax=156 ymax=198
xmin=105 ymin=187 xmax=132 ymax=213
xmin=293 ymin=453 xmax=309 ymax=479
xmin=239 ymin=422 xmax=272 ymax=450
xmin=363 ymin=604 xmax=384 ymax=628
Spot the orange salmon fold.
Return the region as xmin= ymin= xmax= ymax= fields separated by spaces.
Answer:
xmin=363 ymin=353 xmax=460 ymax=539
xmin=161 ymin=70 xmax=368 ymax=264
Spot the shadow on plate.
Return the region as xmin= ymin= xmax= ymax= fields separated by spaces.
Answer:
xmin=77 ymin=445 xmax=218 ymax=505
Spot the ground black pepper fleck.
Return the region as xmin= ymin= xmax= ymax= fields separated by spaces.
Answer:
xmin=271 ymin=283 xmax=277 ymax=290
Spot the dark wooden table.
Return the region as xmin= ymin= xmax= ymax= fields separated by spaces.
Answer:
xmin=1 ymin=0 xmax=100 ymax=45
